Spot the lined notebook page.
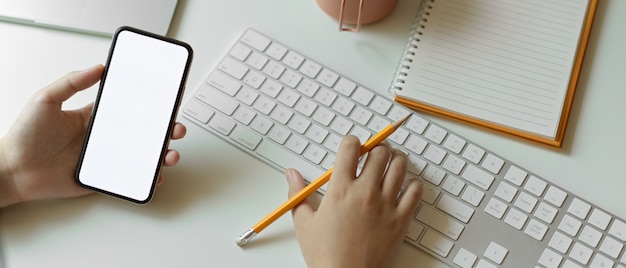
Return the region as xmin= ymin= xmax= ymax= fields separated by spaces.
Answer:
xmin=399 ymin=0 xmax=589 ymax=138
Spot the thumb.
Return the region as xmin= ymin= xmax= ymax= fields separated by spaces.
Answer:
xmin=285 ymin=168 xmax=314 ymax=219
xmin=34 ymin=64 xmax=104 ymax=104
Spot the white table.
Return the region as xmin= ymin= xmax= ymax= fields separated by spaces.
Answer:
xmin=1 ymin=0 xmax=625 ymax=267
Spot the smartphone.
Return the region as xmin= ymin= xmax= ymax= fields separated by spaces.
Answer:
xmin=76 ymin=26 xmax=193 ymax=204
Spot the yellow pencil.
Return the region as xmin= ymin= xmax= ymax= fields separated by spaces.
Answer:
xmin=236 ymin=115 xmax=410 ymax=246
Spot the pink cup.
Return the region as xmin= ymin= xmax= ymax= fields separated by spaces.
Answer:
xmin=316 ymin=0 xmax=398 ymax=32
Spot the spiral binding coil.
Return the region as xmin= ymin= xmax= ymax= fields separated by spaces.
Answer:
xmin=389 ymin=0 xmax=434 ymax=95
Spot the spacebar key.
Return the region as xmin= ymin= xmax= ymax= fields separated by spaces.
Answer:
xmin=257 ymin=141 xmax=326 ymax=189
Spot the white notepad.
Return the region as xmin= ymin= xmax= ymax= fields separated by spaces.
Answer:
xmin=391 ymin=0 xmax=598 ymax=148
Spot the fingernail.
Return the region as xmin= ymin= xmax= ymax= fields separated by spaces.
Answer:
xmin=285 ymin=168 xmax=295 ymax=182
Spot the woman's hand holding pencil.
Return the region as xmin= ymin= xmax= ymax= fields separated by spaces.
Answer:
xmin=236 ymin=115 xmax=423 ymax=267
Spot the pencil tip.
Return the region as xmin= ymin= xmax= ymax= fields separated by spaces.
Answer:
xmin=393 ymin=115 xmax=410 ymax=128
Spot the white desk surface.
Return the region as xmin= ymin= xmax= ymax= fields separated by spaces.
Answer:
xmin=1 ymin=0 xmax=625 ymax=267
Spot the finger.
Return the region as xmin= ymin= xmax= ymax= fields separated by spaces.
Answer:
xmin=358 ymin=141 xmax=392 ymax=186
xmin=170 ymin=122 xmax=187 ymax=140
xmin=327 ymin=135 xmax=362 ymax=191
xmin=286 ymin=169 xmax=314 ymax=223
xmin=34 ymin=64 xmax=104 ymax=104
xmin=381 ymin=149 xmax=408 ymax=200
xmin=156 ymin=175 xmax=164 ymax=186
xmin=396 ymin=179 xmax=422 ymax=219
xmin=163 ymin=149 xmax=181 ymax=166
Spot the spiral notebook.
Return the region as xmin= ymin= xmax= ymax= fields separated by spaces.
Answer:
xmin=390 ymin=0 xmax=598 ymax=148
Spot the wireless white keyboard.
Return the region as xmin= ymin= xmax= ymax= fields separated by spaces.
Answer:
xmin=182 ymin=29 xmax=626 ymax=268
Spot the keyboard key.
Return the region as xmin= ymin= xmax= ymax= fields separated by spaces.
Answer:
xmin=241 ymin=30 xmax=270 ymax=51
xmin=481 ymin=154 xmax=504 ymax=175
xmin=196 ymin=85 xmax=239 ymax=115
xmin=416 ymin=205 xmax=465 ymax=240
xmin=534 ymin=202 xmax=558 ymax=224
xmin=568 ymin=198 xmax=592 ymax=220
xmin=579 ymin=225 xmax=602 ymax=247
xmin=294 ymin=97 xmax=317 ymax=117
xmin=494 ymin=181 xmax=517 ymax=203
xmin=442 ymin=154 xmax=465 ymax=175
xmin=233 ymin=106 xmax=255 ymax=125
xmin=462 ymin=143 xmax=485 ymax=164
xmin=569 ymin=242 xmax=593 ymax=265
xmin=437 ymin=194 xmax=474 ymax=223
xmin=268 ymin=125 xmax=291 ymax=144
xmin=590 ymin=254 xmax=614 ymax=268
xmin=245 ymin=51 xmax=268 ymax=70
xmin=282 ymin=51 xmax=304 ymax=69
xmin=256 ymin=141 xmax=324 ymax=183
xmin=303 ymin=144 xmax=326 ymax=165
xmin=424 ymin=124 xmax=447 ymax=144
xmin=285 ymin=134 xmax=308 ymax=154
xmin=352 ymin=86 xmax=374 ymax=106
xmin=369 ymin=96 xmax=392 ymax=115
xmin=504 ymin=207 xmax=527 ymax=230
xmin=276 ymin=88 xmax=300 ymax=107
xmin=544 ymin=186 xmax=567 ymax=207
xmin=453 ymin=248 xmax=477 ymax=268
xmin=407 ymin=155 xmax=427 ymax=176
xmin=424 ymin=145 xmax=447 ymax=165
xmin=600 ymin=236 xmax=623 ymax=258
xmin=270 ymin=105 xmax=293 ymax=124
xmin=461 ymin=165 xmax=495 ymax=191
xmin=514 ymin=192 xmax=538 ymax=213
xmin=422 ymin=166 xmax=446 ymax=185
xmin=476 ymin=259 xmax=497 ymax=268
xmin=485 ymin=198 xmax=507 ymax=219
xmin=406 ymin=221 xmax=424 ymax=241
xmin=484 ymin=242 xmax=508 ymax=264
xmin=333 ymin=77 xmax=355 ymax=95
xmin=559 ymin=214 xmax=582 ymax=236
xmin=296 ymin=78 xmax=319 ymax=97
xmin=230 ymin=126 xmax=262 ymax=150
xmin=538 ymin=248 xmax=562 ymax=268
xmin=441 ymin=176 xmax=465 ymax=196
xmin=443 ymin=133 xmax=466 ymax=154
xmin=460 ymin=185 xmax=484 ymax=207
xmin=243 ymin=70 xmax=265 ymax=88
xmin=279 ymin=69 xmax=302 ymax=88
xmin=236 ymin=86 xmax=259 ymax=106
xmin=262 ymin=60 xmax=285 ymax=79
xmin=287 ymin=114 xmax=311 ymax=134
xmin=524 ymin=219 xmax=548 ymax=240
xmin=219 ymin=57 xmax=249 ymax=79
xmin=305 ymin=124 xmax=329 ymax=144
xmin=229 ymin=43 xmax=252 ymax=61
xmin=299 ymin=59 xmax=321 ymax=78
xmin=250 ymin=116 xmax=273 ymax=135
xmin=548 ymin=231 xmax=572 ymax=254
xmin=266 ymin=42 xmax=287 ymax=60
xmin=314 ymin=87 xmax=337 ymax=106
xmin=260 ymin=79 xmax=283 ymax=98
xmin=183 ymin=100 xmax=214 ymax=124
xmin=524 ymin=175 xmax=547 ymax=197
xmin=208 ymin=113 xmax=235 ymax=136
xmin=504 ymin=165 xmax=527 ymax=186
xmin=419 ymin=181 xmax=440 ymax=204
xmin=208 ymin=71 xmax=242 ymax=96
xmin=405 ymin=135 xmax=428 ymax=155
xmin=588 ymin=208 xmax=612 ymax=230
xmin=420 ymin=230 xmax=454 ymax=257
xmin=609 ymin=219 xmax=626 ymax=241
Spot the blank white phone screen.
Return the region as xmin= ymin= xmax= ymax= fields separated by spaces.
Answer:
xmin=78 ymin=29 xmax=190 ymax=203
